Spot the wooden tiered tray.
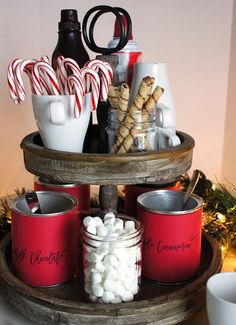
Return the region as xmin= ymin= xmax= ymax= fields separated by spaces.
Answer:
xmin=0 ymin=232 xmax=221 ymax=325
xmin=6 ymin=129 xmax=218 ymax=324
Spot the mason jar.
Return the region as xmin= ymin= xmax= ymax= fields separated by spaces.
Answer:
xmin=106 ymin=108 xmax=158 ymax=153
xmin=81 ymin=215 xmax=143 ymax=303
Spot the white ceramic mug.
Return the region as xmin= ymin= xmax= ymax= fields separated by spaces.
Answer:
xmin=130 ymin=62 xmax=180 ymax=149
xmin=32 ymin=93 xmax=92 ymax=153
xmin=206 ymin=272 xmax=236 ymax=325
xmin=129 ymin=62 xmax=174 ymax=109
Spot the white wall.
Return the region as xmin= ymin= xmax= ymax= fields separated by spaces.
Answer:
xmin=0 ymin=0 xmax=234 ymax=196
xmin=222 ymin=0 xmax=236 ymax=185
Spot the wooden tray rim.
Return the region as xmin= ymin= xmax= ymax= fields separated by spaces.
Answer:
xmin=20 ymin=131 xmax=195 ymax=163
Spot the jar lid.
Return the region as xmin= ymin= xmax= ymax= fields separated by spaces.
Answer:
xmin=59 ymin=9 xmax=80 ymax=30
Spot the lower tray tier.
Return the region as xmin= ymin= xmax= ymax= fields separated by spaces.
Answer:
xmin=0 ymin=232 xmax=221 ymax=325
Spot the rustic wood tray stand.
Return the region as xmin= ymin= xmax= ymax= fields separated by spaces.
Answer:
xmin=0 ymin=131 xmax=222 ymax=324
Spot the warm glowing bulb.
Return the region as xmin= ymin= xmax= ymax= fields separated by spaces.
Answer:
xmin=216 ymin=213 xmax=226 ymax=222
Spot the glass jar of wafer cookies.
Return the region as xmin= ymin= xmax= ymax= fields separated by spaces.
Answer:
xmin=106 ymin=76 xmax=164 ymax=154
xmin=107 ymin=109 xmax=158 ymax=153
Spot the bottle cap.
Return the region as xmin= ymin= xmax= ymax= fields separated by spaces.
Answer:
xmin=113 ymin=14 xmax=133 ymax=40
xmin=59 ymin=9 xmax=80 ymax=30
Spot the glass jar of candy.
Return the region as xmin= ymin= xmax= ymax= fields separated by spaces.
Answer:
xmin=81 ymin=213 xmax=143 ymax=303
xmin=106 ymin=109 xmax=158 ymax=153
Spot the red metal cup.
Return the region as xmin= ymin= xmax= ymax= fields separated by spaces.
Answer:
xmin=125 ymin=182 xmax=180 ymax=217
xmin=11 ymin=191 xmax=79 ymax=287
xmin=137 ymin=190 xmax=203 ymax=284
xmin=34 ymin=177 xmax=90 ymax=216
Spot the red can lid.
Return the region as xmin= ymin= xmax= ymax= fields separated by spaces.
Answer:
xmin=113 ymin=14 xmax=133 ymax=40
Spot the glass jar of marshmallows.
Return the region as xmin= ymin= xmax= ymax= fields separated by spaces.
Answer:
xmin=81 ymin=212 xmax=143 ymax=304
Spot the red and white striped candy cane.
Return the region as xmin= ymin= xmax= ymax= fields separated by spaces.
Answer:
xmin=59 ymin=58 xmax=82 ymax=94
xmin=53 ymin=56 xmax=65 ymax=93
xmin=32 ymin=61 xmax=61 ymax=95
xmin=7 ymin=58 xmax=23 ymax=104
xmin=15 ymin=59 xmax=37 ymax=101
xmin=40 ymin=55 xmax=50 ymax=64
xmin=67 ymin=74 xmax=84 ymax=118
xmin=81 ymin=67 xmax=100 ymax=110
xmin=85 ymin=59 xmax=113 ymax=101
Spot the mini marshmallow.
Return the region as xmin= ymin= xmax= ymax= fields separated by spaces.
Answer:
xmin=113 ymin=218 xmax=124 ymax=230
xmin=103 ymin=279 xmax=116 ymax=292
xmin=126 ymin=266 xmax=137 ymax=279
xmin=101 ymin=291 xmax=115 ymax=303
xmin=86 ymin=225 xmax=97 ymax=235
xmin=124 ymin=220 xmax=135 ymax=231
xmin=111 ymin=296 xmax=122 ymax=304
xmin=104 ymin=212 xmax=116 ymax=220
xmin=97 ymin=225 xmax=108 ymax=237
xmin=113 ymin=283 xmax=126 ymax=297
xmin=87 ymin=251 xmax=103 ymax=263
xmin=91 ymin=272 xmax=102 ymax=284
xmin=121 ymin=290 xmax=134 ymax=302
xmin=103 ymin=254 xmax=119 ymax=267
xmin=89 ymin=294 xmax=97 ymax=302
xmin=93 ymin=216 xmax=103 ymax=226
xmin=83 ymin=216 xmax=97 ymax=227
xmin=91 ymin=283 xmax=104 ymax=297
xmin=104 ymin=217 xmax=115 ymax=226
xmin=103 ymin=266 xmax=118 ymax=280
xmin=94 ymin=261 xmax=105 ymax=273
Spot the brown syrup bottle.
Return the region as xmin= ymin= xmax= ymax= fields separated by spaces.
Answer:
xmin=52 ymin=9 xmax=89 ymax=69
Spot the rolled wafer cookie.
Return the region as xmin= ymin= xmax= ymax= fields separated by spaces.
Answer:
xmin=117 ymin=127 xmax=137 ymax=153
xmin=111 ymin=121 xmax=132 ymax=153
xmin=128 ymin=76 xmax=155 ymax=116
xmin=108 ymin=83 xmax=119 ymax=109
xmin=117 ymin=83 xmax=130 ymax=122
xmin=144 ymin=85 xmax=164 ymax=112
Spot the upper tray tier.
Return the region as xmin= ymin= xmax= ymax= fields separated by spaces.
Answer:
xmin=20 ymin=131 xmax=194 ymax=185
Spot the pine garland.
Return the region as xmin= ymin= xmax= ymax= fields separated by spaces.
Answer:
xmin=0 ymin=188 xmax=26 ymax=240
xmin=181 ymin=172 xmax=236 ymax=247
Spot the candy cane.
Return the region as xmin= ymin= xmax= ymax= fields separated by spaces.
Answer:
xmin=38 ymin=57 xmax=53 ymax=94
xmin=67 ymin=74 xmax=84 ymax=118
xmin=14 ymin=59 xmax=37 ymax=101
xmin=32 ymin=61 xmax=61 ymax=95
xmin=40 ymin=55 xmax=50 ymax=64
xmin=53 ymin=56 xmax=65 ymax=93
xmin=81 ymin=67 xmax=100 ymax=110
xmin=85 ymin=59 xmax=113 ymax=101
xmin=7 ymin=59 xmax=23 ymax=104
xmin=59 ymin=58 xmax=82 ymax=94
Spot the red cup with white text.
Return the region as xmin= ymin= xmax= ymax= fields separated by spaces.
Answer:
xmin=11 ymin=191 xmax=79 ymax=287
xmin=125 ymin=181 xmax=180 ymax=217
xmin=34 ymin=177 xmax=90 ymax=216
xmin=137 ymin=190 xmax=203 ymax=284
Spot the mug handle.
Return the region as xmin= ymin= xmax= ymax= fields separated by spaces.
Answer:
xmin=49 ymin=100 xmax=65 ymax=125
xmin=156 ymin=103 xmax=175 ymax=128
xmin=158 ymin=127 xmax=181 ymax=148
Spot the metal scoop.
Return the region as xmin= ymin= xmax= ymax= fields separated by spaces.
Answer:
xmin=182 ymin=169 xmax=201 ymax=210
xmin=25 ymin=191 xmax=42 ymax=214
